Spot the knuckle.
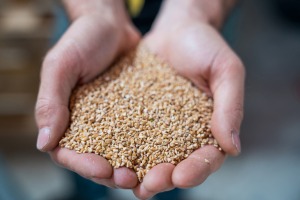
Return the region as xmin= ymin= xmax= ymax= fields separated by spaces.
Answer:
xmin=42 ymin=43 xmax=82 ymax=79
xmin=220 ymin=53 xmax=245 ymax=75
xmin=230 ymin=56 xmax=244 ymax=72
xmin=35 ymin=98 xmax=51 ymax=118
xmin=42 ymin=51 xmax=63 ymax=73
xmin=35 ymin=98 xmax=56 ymax=125
xmin=43 ymin=51 xmax=57 ymax=68
xmin=234 ymin=58 xmax=246 ymax=77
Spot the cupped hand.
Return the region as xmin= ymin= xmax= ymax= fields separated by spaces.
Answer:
xmin=133 ymin=5 xmax=245 ymax=200
xmin=35 ymin=0 xmax=141 ymax=189
xmin=35 ymin=0 xmax=245 ymax=197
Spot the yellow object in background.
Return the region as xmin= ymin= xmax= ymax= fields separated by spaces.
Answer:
xmin=127 ymin=0 xmax=145 ymax=17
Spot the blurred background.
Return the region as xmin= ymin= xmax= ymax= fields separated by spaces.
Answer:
xmin=0 ymin=0 xmax=299 ymax=200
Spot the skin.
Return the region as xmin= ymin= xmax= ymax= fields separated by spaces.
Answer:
xmin=35 ymin=0 xmax=244 ymax=199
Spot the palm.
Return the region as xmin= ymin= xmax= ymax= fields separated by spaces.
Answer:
xmin=132 ymin=23 xmax=244 ymax=199
xmin=36 ymin=11 xmax=141 ymax=189
xmin=36 ymin=1 xmax=244 ymax=199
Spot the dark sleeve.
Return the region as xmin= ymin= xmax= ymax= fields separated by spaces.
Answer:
xmin=126 ymin=0 xmax=163 ymax=35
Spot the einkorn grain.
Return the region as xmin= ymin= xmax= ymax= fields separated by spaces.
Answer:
xmin=60 ymin=45 xmax=221 ymax=182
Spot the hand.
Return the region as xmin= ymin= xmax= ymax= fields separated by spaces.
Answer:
xmin=133 ymin=1 xmax=245 ymax=199
xmin=35 ymin=0 xmax=141 ymax=189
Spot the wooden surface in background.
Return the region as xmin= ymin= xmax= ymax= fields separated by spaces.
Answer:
xmin=0 ymin=0 xmax=56 ymax=153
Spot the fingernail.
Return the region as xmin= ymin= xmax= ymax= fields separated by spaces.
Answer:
xmin=37 ymin=127 xmax=50 ymax=150
xmin=231 ymin=130 xmax=241 ymax=154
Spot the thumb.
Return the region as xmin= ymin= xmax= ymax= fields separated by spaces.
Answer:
xmin=35 ymin=13 xmax=141 ymax=152
xmin=35 ymin=38 xmax=82 ymax=152
xmin=210 ymin=51 xmax=245 ymax=156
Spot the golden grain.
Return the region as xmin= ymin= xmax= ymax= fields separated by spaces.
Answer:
xmin=59 ymin=45 xmax=221 ymax=182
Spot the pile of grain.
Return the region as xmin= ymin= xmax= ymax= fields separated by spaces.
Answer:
xmin=59 ymin=46 xmax=221 ymax=182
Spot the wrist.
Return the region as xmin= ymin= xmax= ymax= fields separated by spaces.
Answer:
xmin=154 ymin=0 xmax=236 ymax=29
xmin=62 ymin=0 xmax=125 ymax=21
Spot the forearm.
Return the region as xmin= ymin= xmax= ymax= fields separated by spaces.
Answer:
xmin=155 ymin=0 xmax=237 ymax=29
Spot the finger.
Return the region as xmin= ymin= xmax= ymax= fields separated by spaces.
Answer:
xmin=133 ymin=163 xmax=175 ymax=199
xmin=51 ymin=147 xmax=138 ymax=189
xmin=91 ymin=178 xmax=116 ymax=189
xmin=132 ymin=184 xmax=154 ymax=200
xmin=50 ymin=147 xmax=113 ymax=181
xmin=210 ymin=50 xmax=245 ymax=156
xmin=113 ymin=167 xmax=138 ymax=189
xmin=172 ymin=145 xmax=225 ymax=188
xmin=35 ymin=38 xmax=80 ymax=151
xmin=35 ymin=19 xmax=90 ymax=151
